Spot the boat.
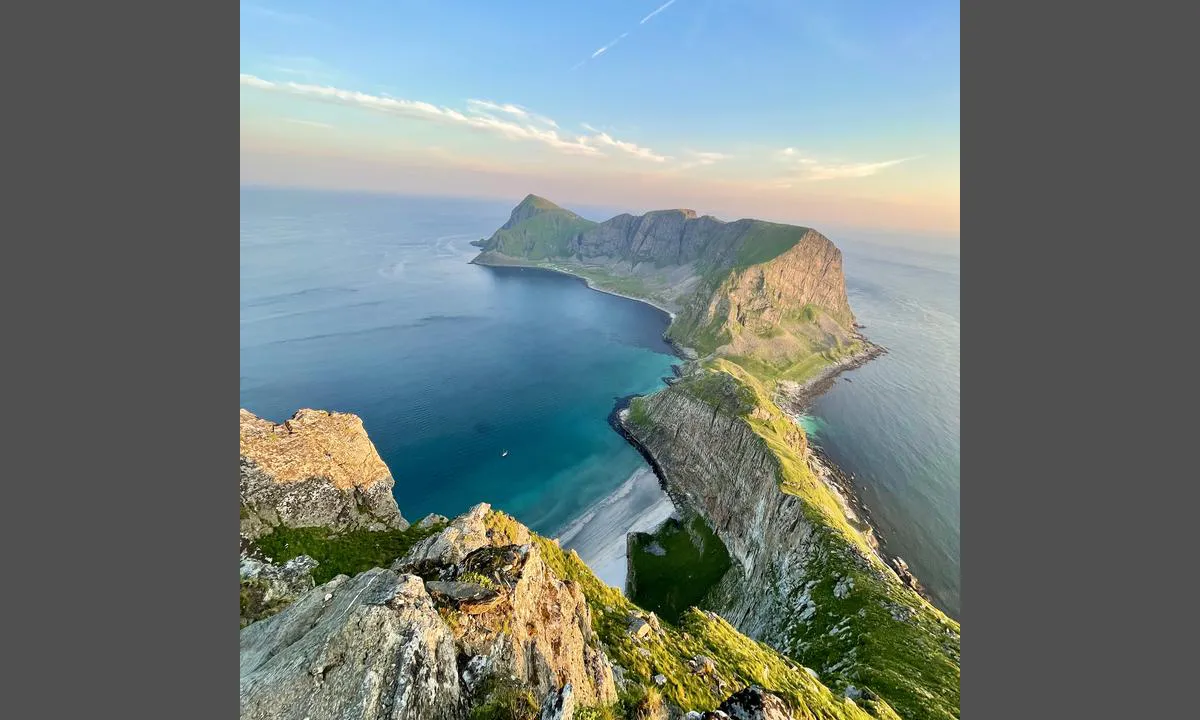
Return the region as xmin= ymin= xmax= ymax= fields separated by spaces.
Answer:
xmin=501 ymin=450 xmax=508 ymax=457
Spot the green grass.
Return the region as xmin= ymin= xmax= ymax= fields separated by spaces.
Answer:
xmin=632 ymin=365 xmax=961 ymax=720
xmin=533 ymin=536 xmax=888 ymax=720
xmin=733 ymin=221 xmax=808 ymax=270
xmin=627 ymin=396 xmax=652 ymax=431
xmin=628 ymin=516 xmax=732 ymax=623
xmin=249 ymin=523 xmax=445 ymax=585
xmin=487 ymin=210 xmax=596 ymax=260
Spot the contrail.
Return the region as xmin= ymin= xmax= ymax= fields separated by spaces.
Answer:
xmin=640 ymin=0 xmax=677 ymax=25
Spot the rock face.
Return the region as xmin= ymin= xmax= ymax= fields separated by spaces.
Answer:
xmin=623 ymin=378 xmax=961 ymax=720
xmin=240 ymin=409 xmax=407 ymax=539
xmin=394 ymin=503 xmax=619 ymax=708
xmin=239 ymin=555 xmax=318 ymax=627
xmin=240 ymin=569 xmax=465 ymax=720
xmin=241 ymin=504 xmax=617 ymax=719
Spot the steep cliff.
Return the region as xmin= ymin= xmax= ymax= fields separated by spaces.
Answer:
xmin=240 ymin=408 xmax=408 ymax=539
xmin=471 ymin=196 xmax=869 ymax=384
xmin=239 ymin=408 xmax=901 ymax=720
xmin=622 ymin=364 xmax=960 ymax=720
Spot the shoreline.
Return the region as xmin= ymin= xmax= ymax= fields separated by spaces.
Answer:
xmin=470 ymin=255 xmax=694 ymax=359
xmin=472 ymin=251 xmax=932 ymax=606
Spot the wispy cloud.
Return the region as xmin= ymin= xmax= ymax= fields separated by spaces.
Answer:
xmin=641 ymin=0 xmax=678 ymax=24
xmin=582 ymin=131 xmax=669 ymax=162
xmin=677 ymin=149 xmax=732 ymax=169
xmin=282 ymin=118 xmax=333 ymax=129
xmin=776 ymin=147 xmax=918 ymax=181
xmin=572 ymin=0 xmax=683 ymax=70
xmin=241 ymin=74 xmax=668 ymax=161
xmin=467 ymin=99 xmax=558 ymax=128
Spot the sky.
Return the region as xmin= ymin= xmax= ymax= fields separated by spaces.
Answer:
xmin=240 ymin=1 xmax=960 ymax=241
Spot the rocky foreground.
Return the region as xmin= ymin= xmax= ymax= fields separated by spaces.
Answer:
xmin=240 ymin=410 xmax=901 ymax=720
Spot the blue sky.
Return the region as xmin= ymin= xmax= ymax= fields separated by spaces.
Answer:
xmin=240 ymin=1 xmax=959 ymax=236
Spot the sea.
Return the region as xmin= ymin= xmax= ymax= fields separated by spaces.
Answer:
xmin=240 ymin=187 xmax=960 ymax=618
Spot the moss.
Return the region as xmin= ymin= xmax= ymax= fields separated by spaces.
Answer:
xmin=483 ymin=509 xmax=527 ymax=545
xmin=249 ymin=523 xmax=445 ymax=585
xmin=457 ymin=571 xmax=499 ymax=589
xmin=239 ymin=579 xmax=293 ymax=628
xmin=469 ymin=676 xmax=540 ymax=720
xmin=628 ymin=516 xmax=732 ymax=623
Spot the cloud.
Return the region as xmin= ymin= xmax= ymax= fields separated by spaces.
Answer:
xmin=641 ymin=0 xmax=679 ymax=25
xmin=774 ymin=147 xmax=918 ymax=181
xmin=582 ymin=131 xmax=669 ymax=162
xmin=282 ymin=118 xmax=333 ymax=129
xmin=677 ymin=149 xmax=732 ymax=169
xmin=241 ymin=74 xmax=667 ymax=161
xmin=467 ymin=99 xmax=558 ymax=128
xmin=591 ymin=32 xmax=629 ymax=59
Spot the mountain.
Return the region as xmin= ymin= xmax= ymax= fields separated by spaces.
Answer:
xmin=471 ymin=197 xmax=870 ymax=385
xmin=472 ymin=196 xmax=958 ymax=720
xmin=239 ymin=409 xmax=901 ymax=720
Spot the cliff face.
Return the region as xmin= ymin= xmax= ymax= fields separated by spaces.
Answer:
xmin=240 ymin=409 xmax=407 ymax=539
xmin=472 ymin=196 xmax=865 ymax=375
xmin=623 ymin=372 xmax=961 ymax=720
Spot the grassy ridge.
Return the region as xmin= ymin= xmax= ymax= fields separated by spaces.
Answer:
xmin=650 ymin=364 xmax=961 ymax=720
xmin=533 ymin=530 xmax=897 ymax=720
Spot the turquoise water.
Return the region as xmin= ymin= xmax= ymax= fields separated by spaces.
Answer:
xmin=240 ymin=188 xmax=961 ymax=617
xmin=240 ymin=188 xmax=677 ymax=535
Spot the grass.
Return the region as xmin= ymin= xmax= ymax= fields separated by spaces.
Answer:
xmin=248 ymin=523 xmax=445 ymax=585
xmin=533 ymin=536 xmax=888 ymax=720
xmin=487 ymin=210 xmax=596 ymax=260
xmin=631 ymin=363 xmax=961 ymax=720
xmin=628 ymin=515 xmax=732 ymax=623
xmin=733 ymin=221 xmax=809 ymax=270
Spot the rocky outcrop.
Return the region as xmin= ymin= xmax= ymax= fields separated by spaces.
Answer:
xmin=240 ymin=569 xmax=465 ymax=720
xmin=240 ymin=409 xmax=407 ymax=539
xmin=623 ymin=377 xmax=961 ymax=720
xmin=393 ymin=503 xmax=618 ymax=708
xmin=239 ymin=555 xmax=318 ymax=627
xmin=241 ymin=504 xmax=616 ymax=719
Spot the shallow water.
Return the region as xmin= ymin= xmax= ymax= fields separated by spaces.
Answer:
xmin=240 ymin=188 xmax=961 ymax=614
xmin=241 ymin=188 xmax=677 ymax=540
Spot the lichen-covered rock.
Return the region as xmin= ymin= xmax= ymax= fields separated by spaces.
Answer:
xmin=239 ymin=409 xmax=407 ymax=538
xmin=239 ymin=569 xmax=464 ymax=720
xmin=239 ymin=555 xmax=318 ymax=626
xmin=417 ymin=512 xmax=450 ymax=529
xmin=539 ymin=684 xmax=575 ymax=720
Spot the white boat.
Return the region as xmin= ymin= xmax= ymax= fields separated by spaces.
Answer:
xmin=501 ymin=450 xmax=508 ymax=457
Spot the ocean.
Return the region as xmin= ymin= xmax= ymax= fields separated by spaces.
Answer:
xmin=240 ymin=187 xmax=961 ymax=615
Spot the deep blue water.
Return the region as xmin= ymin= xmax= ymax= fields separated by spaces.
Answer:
xmin=800 ymin=240 xmax=961 ymax=617
xmin=240 ymin=187 xmax=961 ymax=617
xmin=240 ymin=188 xmax=677 ymax=536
